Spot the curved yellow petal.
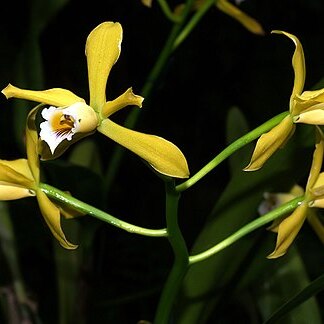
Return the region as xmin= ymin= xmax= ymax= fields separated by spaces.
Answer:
xmin=271 ymin=31 xmax=305 ymax=108
xmin=101 ymin=88 xmax=144 ymax=119
xmin=98 ymin=119 xmax=189 ymax=178
xmin=36 ymin=189 xmax=77 ymax=249
xmin=86 ymin=22 xmax=123 ymax=111
xmin=267 ymin=202 xmax=308 ymax=259
xmin=216 ymin=0 xmax=264 ymax=35
xmin=26 ymin=106 xmax=41 ymax=183
xmin=0 ymin=183 xmax=35 ymax=200
xmin=305 ymin=127 xmax=324 ymax=191
xmin=2 ymin=84 xmax=85 ymax=107
xmin=244 ymin=115 xmax=294 ymax=171
xmin=0 ymin=160 xmax=35 ymax=188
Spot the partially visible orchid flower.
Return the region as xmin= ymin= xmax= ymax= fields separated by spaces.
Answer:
xmin=264 ymin=127 xmax=324 ymax=259
xmin=2 ymin=22 xmax=189 ymax=179
xmin=0 ymin=107 xmax=77 ymax=249
xmin=174 ymin=0 xmax=264 ymax=35
xmin=245 ymin=30 xmax=324 ymax=171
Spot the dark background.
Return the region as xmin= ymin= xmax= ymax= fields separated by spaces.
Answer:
xmin=0 ymin=0 xmax=324 ymax=323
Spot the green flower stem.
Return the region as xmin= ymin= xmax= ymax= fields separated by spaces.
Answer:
xmin=173 ymin=0 xmax=216 ymax=49
xmin=104 ymin=0 xmax=195 ymax=192
xmin=39 ymin=183 xmax=167 ymax=237
xmin=176 ymin=111 xmax=289 ymax=192
xmin=157 ymin=0 xmax=182 ymax=22
xmin=154 ymin=180 xmax=189 ymax=324
xmin=189 ymin=196 xmax=304 ymax=264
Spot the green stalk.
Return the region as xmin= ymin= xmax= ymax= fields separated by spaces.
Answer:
xmin=176 ymin=111 xmax=289 ymax=192
xmin=154 ymin=180 xmax=189 ymax=324
xmin=157 ymin=0 xmax=182 ymax=22
xmin=173 ymin=0 xmax=216 ymax=49
xmin=39 ymin=183 xmax=167 ymax=237
xmin=189 ymin=196 xmax=303 ymax=264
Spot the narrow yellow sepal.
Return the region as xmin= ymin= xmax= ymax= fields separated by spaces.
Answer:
xmin=271 ymin=30 xmax=305 ymax=104
xmin=86 ymin=22 xmax=123 ymax=111
xmin=0 ymin=184 xmax=35 ymax=200
xmin=98 ymin=119 xmax=189 ymax=178
xmin=216 ymin=0 xmax=264 ymax=35
xmin=267 ymin=202 xmax=308 ymax=259
xmin=244 ymin=115 xmax=294 ymax=171
xmin=101 ymin=88 xmax=144 ymax=118
xmin=2 ymin=84 xmax=84 ymax=107
xmin=36 ymin=189 xmax=78 ymax=249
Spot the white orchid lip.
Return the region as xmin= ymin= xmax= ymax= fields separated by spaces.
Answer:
xmin=40 ymin=102 xmax=98 ymax=154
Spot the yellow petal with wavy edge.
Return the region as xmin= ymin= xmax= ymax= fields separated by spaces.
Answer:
xmin=244 ymin=115 xmax=294 ymax=171
xmin=216 ymin=0 xmax=264 ymax=35
xmin=36 ymin=189 xmax=77 ymax=249
xmin=26 ymin=106 xmax=41 ymax=182
xmin=272 ymin=31 xmax=305 ymax=108
xmin=299 ymin=88 xmax=324 ymax=102
xmin=305 ymin=127 xmax=324 ymax=191
xmin=2 ymin=84 xmax=85 ymax=107
xmin=98 ymin=119 xmax=189 ymax=178
xmin=101 ymin=88 xmax=144 ymax=118
xmin=267 ymin=202 xmax=308 ymax=259
xmin=86 ymin=22 xmax=123 ymax=111
xmin=0 ymin=160 xmax=35 ymax=188
xmin=0 ymin=183 xmax=35 ymax=200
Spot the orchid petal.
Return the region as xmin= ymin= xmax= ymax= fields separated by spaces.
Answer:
xmin=98 ymin=119 xmax=189 ymax=178
xmin=36 ymin=189 xmax=77 ymax=249
xmin=244 ymin=115 xmax=294 ymax=171
xmin=40 ymin=131 xmax=94 ymax=161
xmin=86 ymin=22 xmax=123 ymax=111
xmin=216 ymin=0 xmax=264 ymax=35
xmin=272 ymin=31 xmax=305 ymax=106
xmin=26 ymin=106 xmax=42 ymax=183
xmin=2 ymin=84 xmax=84 ymax=107
xmin=0 ymin=160 xmax=35 ymax=188
xmin=294 ymin=106 xmax=324 ymax=125
xmin=299 ymin=88 xmax=324 ymax=102
xmin=267 ymin=202 xmax=308 ymax=259
xmin=0 ymin=183 xmax=35 ymax=200
xmin=101 ymin=88 xmax=144 ymax=118
xmin=305 ymin=127 xmax=324 ymax=191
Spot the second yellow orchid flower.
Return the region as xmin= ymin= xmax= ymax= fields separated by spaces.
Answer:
xmin=2 ymin=22 xmax=189 ymax=179
xmin=245 ymin=30 xmax=324 ymax=171
xmin=267 ymin=127 xmax=324 ymax=258
xmin=0 ymin=107 xmax=77 ymax=249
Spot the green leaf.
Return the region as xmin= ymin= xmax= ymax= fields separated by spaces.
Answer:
xmin=263 ymin=260 xmax=324 ymax=324
xmin=175 ymin=118 xmax=312 ymax=323
xmin=225 ymin=106 xmax=250 ymax=176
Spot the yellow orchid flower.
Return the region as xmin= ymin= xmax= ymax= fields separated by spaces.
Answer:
xmin=266 ymin=127 xmax=324 ymax=259
xmin=245 ymin=30 xmax=324 ymax=171
xmin=174 ymin=0 xmax=264 ymax=35
xmin=216 ymin=0 xmax=264 ymax=35
xmin=2 ymin=22 xmax=189 ymax=179
xmin=0 ymin=107 xmax=77 ymax=249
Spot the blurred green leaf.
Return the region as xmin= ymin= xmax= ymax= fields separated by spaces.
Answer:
xmin=263 ymin=262 xmax=324 ymax=324
xmin=175 ymin=110 xmax=311 ymax=323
